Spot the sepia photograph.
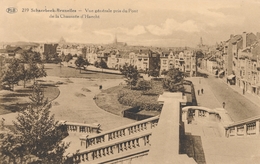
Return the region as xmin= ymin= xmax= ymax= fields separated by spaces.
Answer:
xmin=0 ymin=0 xmax=260 ymax=163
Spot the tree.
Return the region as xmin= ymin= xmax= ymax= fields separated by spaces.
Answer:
xmin=195 ymin=51 xmax=204 ymax=76
xmin=64 ymin=53 xmax=72 ymax=62
xmin=27 ymin=62 xmax=47 ymax=83
xmin=74 ymin=56 xmax=88 ymax=73
xmin=162 ymin=68 xmax=185 ymax=92
xmin=29 ymin=83 xmax=45 ymax=106
xmin=0 ymin=83 xmax=69 ymax=163
xmin=1 ymin=58 xmax=22 ymax=91
xmin=21 ymin=51 xmax=42 ymax=64
xmin=18 ymin=61 xmax=47 ymax=88
xmin=19 ymin=63 xmax=30 ymax=88
xmin=99 ymin=59 xmax=108 ymax=69
xmin=56 ymin=57 xmax=62 ymax=67
xmin=120 ymin=64 xmax=140 ymax=89
xmin=94 ymin=61 xmax=99 ymax=68
xmin=19 ymin=51 xmax=46 ymax=88
xmin=148 ymin=69 xmax=160 ymax=78
xmin=60 ymin=52 xmax=66 ymax=62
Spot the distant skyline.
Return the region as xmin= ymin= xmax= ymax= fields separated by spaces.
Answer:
xmin=1 ymin=0 xmax=260 ymax=47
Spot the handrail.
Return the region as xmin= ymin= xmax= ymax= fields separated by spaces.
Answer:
xmin=224 ymin=115 xmax=260 ymax=137
xmin=59 ymin=120 xmax=101 ymax=128
xmin=59 ymin=120 xmax=101 ymax=134
xmin=182 ymin=106 xmax=221 ymax=124
xmin=65 ymin=131 xmax=152 ymax=164
xmin=79 ymin=116 xmax=159 ymax=148
xmin=182 ymin=106 xmax=219 ymax=114
xmin=88 ymin=116 xmax=158 ymax=136
xmin=225 ymin=115 xmax=260 ymax=128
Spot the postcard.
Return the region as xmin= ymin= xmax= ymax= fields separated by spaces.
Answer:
xmin=1 ymin=0 xmax=260 ymax=163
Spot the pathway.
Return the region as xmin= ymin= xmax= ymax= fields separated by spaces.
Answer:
xmin=1 ymin=76 xmax=135 ymax=131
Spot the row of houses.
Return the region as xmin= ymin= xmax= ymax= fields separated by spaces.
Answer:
xmin=0 ymin=42 xmax=197 ymax=76
xmin=0 ymin=46 xmax=27 ymax=59
xmin=85 ymin=48 xmax=197 ymax=75
xmin=202 ymin=32 xmax=260 ymax=96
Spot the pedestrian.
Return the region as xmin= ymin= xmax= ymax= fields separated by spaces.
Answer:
xmin=99 ymin=85 xmax=102 ymax=90
xmin=201 ymin=88 xmax=204 ymax=94
xmin=243 ymin=88 xmax=245 ymax=95
xmin=222 ymin=102 xmax=225 ymax=108
xmin=198 ymin=90 xmax=200 ymax=95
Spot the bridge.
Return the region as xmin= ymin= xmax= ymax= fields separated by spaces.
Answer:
xmin=61 ymin=92 xmax=260 ymax=163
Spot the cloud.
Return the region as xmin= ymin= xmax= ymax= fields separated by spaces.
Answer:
xmin=118 ymin=25 xmax=146 ymax=36
xmin=93 ymin=30 xmax=114 ymax=38
xmin=51 ymin=19 xmax=84 ymax=34
xmin=146 ymin=19 xmax=200 ymax=36
xmin=94 ymin=25 xmax=146 ymax=37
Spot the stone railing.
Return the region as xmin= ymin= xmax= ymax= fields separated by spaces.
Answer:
xmin=64 ymin=92 xmax=196 ymax=164
xmin=80 ymin=116 xmax=159 ymax=148
xmin=65 ymin=132 xmax=152 ymax=164
xmin=182 ymin=106 xmax=221 ymax=124
xmin=144 ymin=92 xmax=196 ymax=163
xmin=59 ymin=121 xmax=101 ymax=134
xmin=224 ymin=115 xmax=260 ymax=137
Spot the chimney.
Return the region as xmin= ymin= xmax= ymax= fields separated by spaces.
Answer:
xmin=243 ymin=31 xmax=247 ymax=49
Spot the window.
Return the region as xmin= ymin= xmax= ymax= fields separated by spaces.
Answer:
xmin=163 ymin=60 xmax=167 ymax=64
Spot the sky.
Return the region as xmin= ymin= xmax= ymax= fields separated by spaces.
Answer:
xmin=1 ymin=0 xmax=260 ymax=47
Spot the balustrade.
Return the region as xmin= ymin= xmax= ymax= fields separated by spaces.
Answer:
xmin=225 ymin=116 xmax=260 ymax=137
xmin=182 ymin=106 xmax=221 ymax=124
xmin=237 ymin=125 xmax=244 ymax=136
xmin=198 ymin=110 xmax=206 ymax=117
xmin=67 ymin=133 xmax=151 ymax=164
xmin=80 ymin=116 xmax=159 ymax=149
xmin=59 ymin=121 xmax=101 ymax=134
xmin=247 ymin=122 xmax=256 ymax=135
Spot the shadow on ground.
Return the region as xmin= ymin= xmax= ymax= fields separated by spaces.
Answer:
xmin=0 ymin=84 xmax=60 ymax=115
xmin=180 ymin=133 xmax=206 ymax=164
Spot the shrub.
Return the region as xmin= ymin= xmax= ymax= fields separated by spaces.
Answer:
xmin=136 ymin=80 xmax=151 ymax=91
xmin=117 ymin=84 xmax=163 ymax=111
xmin=161 ymin=69 xmax=168 ymax=75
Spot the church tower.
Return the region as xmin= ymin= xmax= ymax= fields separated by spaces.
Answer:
xmin=114 ymin=33 xmax=117 ymax=45
xmin=59 ymin=37 xmax=66 ymax=44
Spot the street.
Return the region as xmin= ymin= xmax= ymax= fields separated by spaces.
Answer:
xmin=205 ymin=75 xmax=260 ymax=121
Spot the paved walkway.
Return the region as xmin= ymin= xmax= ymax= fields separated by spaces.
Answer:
xmin=1 ymin=76 xmax=136 ymax=154
xmin=198 ymin=68 xmax=260 ymax=109
xmin=186 ymin=77 xmax=233 ymax=124
xmin=47 ymin=76 xmax=135 ymax=131
xmin=185 ymin=76 xmax=260 ymax=164
xmin=1 ymin=76 xmax=135 ymax=130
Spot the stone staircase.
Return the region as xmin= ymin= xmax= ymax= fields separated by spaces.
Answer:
xmin=64 ymin=116 xmax=159 ymax=164
xmin=184 ymin=117 xmax=260 ymax=164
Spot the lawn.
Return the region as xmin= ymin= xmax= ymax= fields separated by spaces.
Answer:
xmin=45 ymin=64 xmax=124 ymax=79
xmin=95 ymin=85 xmax=133 ymax=116
xmin=0 ymin=63 xmax=122 ymax=115
xmin=95 ymin=79 xmax=196 ymax=117
xmin=0 ymin=84 xmax=60 ymax=115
